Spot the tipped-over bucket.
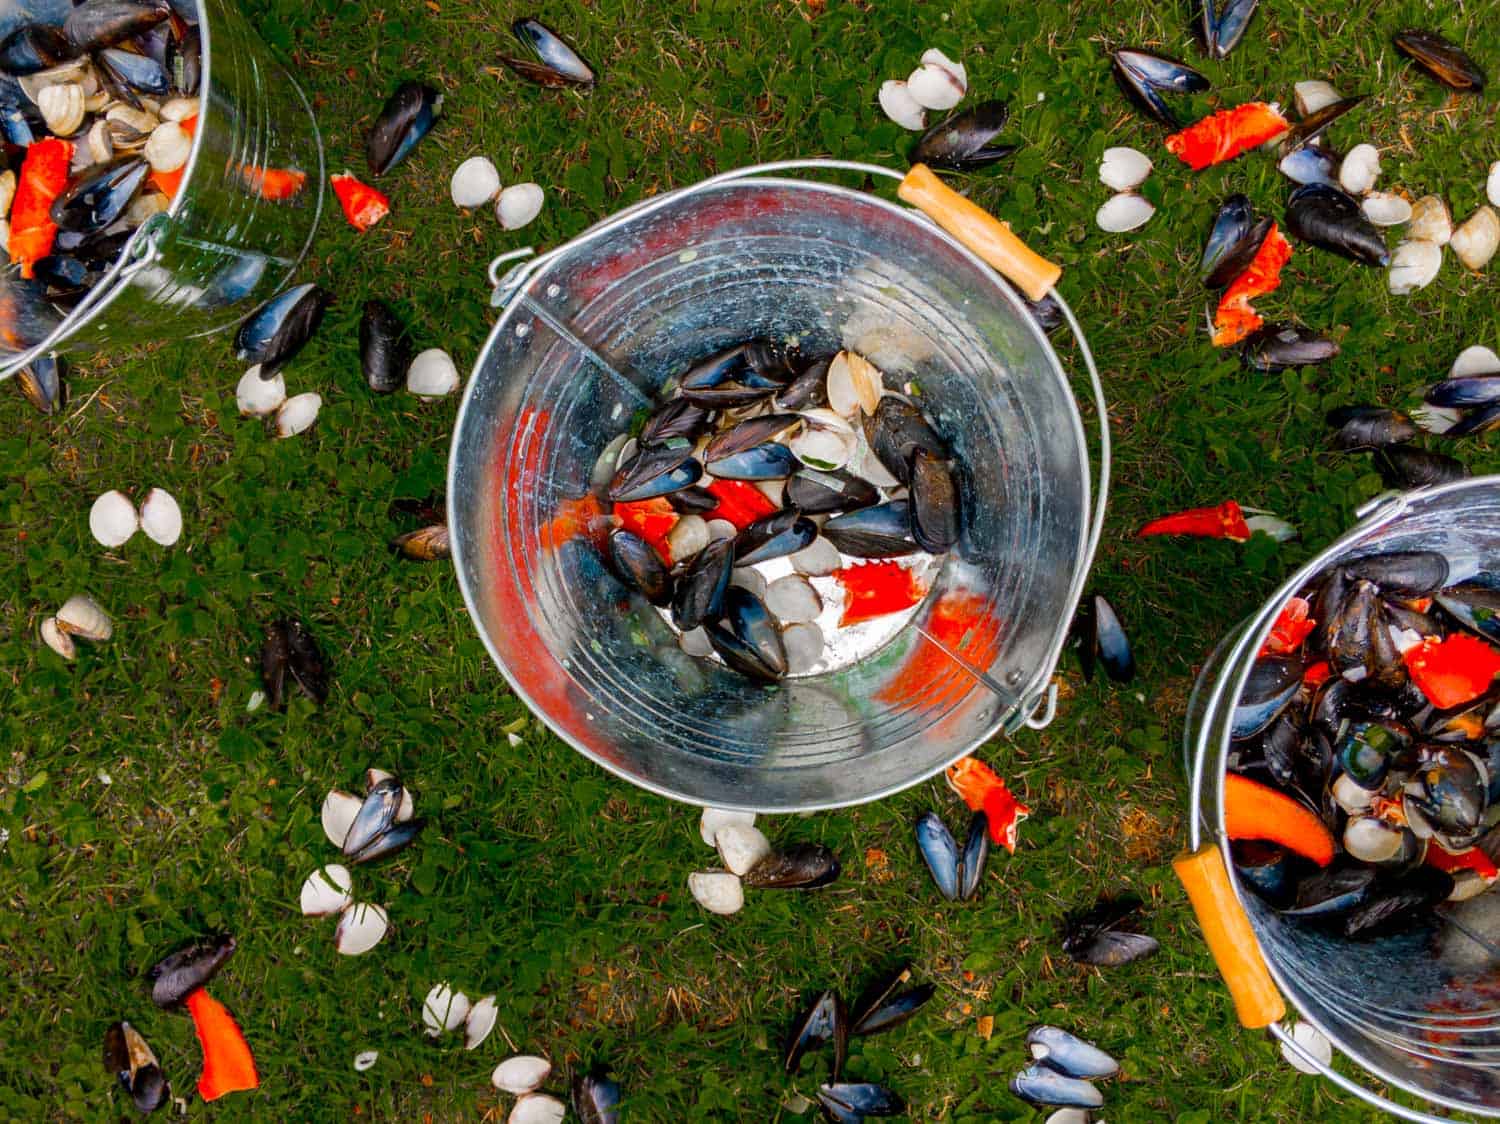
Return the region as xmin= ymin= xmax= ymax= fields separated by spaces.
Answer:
xmin=448 ymin=161 xmax=1107 ymax=812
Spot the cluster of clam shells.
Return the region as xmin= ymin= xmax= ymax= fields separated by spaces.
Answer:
xmin=491 ymin=1054 xmax=568 ymax=1123
xmin=878 ymin=48 xmax=967 ymax=131
xmin=38 ymin=593 xmax=112 ymax=661
xmin=419 ymin=982 xmax=498 ymax=1050
xmin=235 ymin=362 xmax=323 ymax=438
xmin=448 ymin=156 xmax=545 ymax=230
xmin=88 ymin=487 xmax=181 ymax=547
xmin=1095 ymin=147 xmax=1155 ymax=233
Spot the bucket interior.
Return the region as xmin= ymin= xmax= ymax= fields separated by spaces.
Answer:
xmin=450 ymin=179 xmax=1091 ymax=811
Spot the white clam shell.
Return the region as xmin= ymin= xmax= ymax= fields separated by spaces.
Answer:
xmin=1408 ymin=195 xmax=1452 ymax=245
xmin=0 ymin=169 xmax=15 ymax=218
xmin=1452 ymin=346 xmax=1500 ymax=378
xmin=1343 ymin=815 xmax=1402 ymax=863
xmin=699 ymin=807 xmax=755 ymax=847
xmin=19 ymin=57 xmax=90 ymax=104
xmin=1490 ymin=161 xmax=1500 ymax=208
xmin=826 ymin=351 xmax=881 ymax=417
xmin=125 ymin=192 xmax=168 ymax=226
xmin=39 ymin=617 xmax=75 ymax=660
xmin=729 ymin=566 xmax=767 ymax=600
xmin=421 ymin=983 xmax=471 ymax=1036
xmin=509 ymin=1093 xmax=566 ymax=1124
xmin=492 ymin=1055 xmax=552 ymax=1094
xmin=877 ymin=80 xmax=925 ymax=130
xmin=464 ymin=994 xmax=498 ymax=1050
xmin=56 ymin=593 xmax=112 ymax=641
xmin=299 ymin=864 xmax=354 ymax=916
xmin=1293 ymin=80 xmax=1342 ymax=117
xmin=666 ymin=514 xmax=709 ymax=562
xmin=1361 ymin=192 xmax=1412 ymax=227
xmin=406 ymin=348 xmax=459 ymax=399
xmin=87 ymin=119 xmax=113 ymax=165
xmin=782 ymin=621 xmax=825 ymax=674
xmin=906 ymin=62 xmax=964 ymax=111
xmin=497 ymin=182 xmax=544 ymax=230
xmin=1095 ymin=193 xmax=1155 ymax=233
xmin=89 ymin=490 xmax=138 ymax=547
xmin=1412 ymin=404 xmax=1463 ymax=435
xmin=715 ymin=823 xmax=772 ymax=876
xmin=1098 ymin=146 xmax=1152 ymax=191
xmin=1043 ymin=1113 xmax=1092 ymax=1124
xmin=353 ymin=1050 xmax=379 ymax=1072
xmin=37 ymin=82 xmax=84 ymax=136
xmin=704 ymin=518 xmax=737 ymax=543
xmin=789 ymin=425 xmax=854 ymax=470
xmin=321 ymin=789 xmax=363 ymax=848
xmin=678 ymin=626 xmax=714 ymax=658
xmin=276 ymin=392 xmax=322 ymax=437
xmin=138 ymin=487 xmax=182 ymax=546
xmin=106 ymin=104 xmax=158 ymax=136
xmin=1332 ymin=772 xmax=1374 ymax=815
xmin=1387 ymin=239 xmax=1442 ymax=295
xmin=789 ymin=535 xmax=841 ymax=577
xmin=236 ymin=365 xmax=286 ymax=416
xmin=1337 ymin=144 xmax=1380 ymax=195
xmin=1280 ymin=1021 xmax=1333 ymax=1075
xmin=919 ymin=48 xmax=966 ymax=91
xmin=159 ymin=96 xmax=199 ymax=122
xmin=688 ymin=870 xmax=744 ymax=914
xmin=450 ymin=156 xmax=501 ymax=208
xmin=143 ymin=121 xmax=190 ymax=173
xmin=333 ymin=902 xmax=388 ymax=955
xmin=753 ymin=477 xmax=786 ymax=507
xmin=1451 ymin=206 xmax=1499 ymax=271
xmin=765 ymin=574 xmax=822 ymax=624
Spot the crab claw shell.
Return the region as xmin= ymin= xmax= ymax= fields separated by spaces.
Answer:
xmin=138 ymin=487 xmax=182 ymax=546
xmin=1451 ymin=206 xmax=1499 ymax=271
xmin=40 ymin=616 xmax=75 ymax=659
xmin=906 ymin=62 xmax=964 ymax=111
xmin=463 ymin=994 xmax=498 ymax=1050
xmin=321 ymin=789 xmax=363 ymax=848
xmin=699 ymin=807 xmax=755 ymax=848
xmin=421 ymin=983 xmax=471 ymax=1036
xmin=877 ymin=80 xmax=925 ymax=130
xmin=1388 ymin=239 xmax=1443 ymax=295
xmin=236 ymin=365 xmax=286 ymax=416
xmin=299 ymin=863 xmax=354 ymax=916
xmin=334 ymin=902 xmax=388 ymax=955
xmin=89 ymin=489 xmax=139 ymax=547
xmin=687 ymin=870 xmax=744 ymax=914
xmin=56 ymin=593 xmax=112 ymax=641
xmin=492 ymin=1055 xmax=552 ymax=1094
xmin=1095 ymin=193 xmax=1155 ymax=233
xmin=509 ymin=1093 xmax=566 ymax=1124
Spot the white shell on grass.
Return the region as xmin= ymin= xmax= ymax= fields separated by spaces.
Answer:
xmin=1361 ymin=192 xmax=1411 ymax=227
xmin=906 ymin=62 xmax=964 ymax=110
xmin=1451 ymin=206 xmax=1499 ymax=271
xmin=89 ymin=490 xmax=138 ymax=547
xmin=1098 ymin=146 xmax=1152 ymax=191
xmin=1490 ymin=162 xmax=1500 ymax=208
xmin=666 ymin=515 xmax=709 ymax=562
xmin=450 ymin=156 xmax=500 ymax=208
xmin=789 ymin=536 xmax=841 ymax=577
xmin=143 ymin=121 xmax=190 ymax=173
xmin=509 ymin=1094 xmax=566 ymax=1124
xmin=276 ymin=392 xmax=321 ymax=437
xmin=321 ymin=790 xmax=363 ymax=848
xmin=497 ymin=182 xmax=544 ymax=230
xmin=1293 ymin=80 xmax=1342 ymax=117
xmin=1338 ymin=144 xmax=1380 ymax=195
xmin=1412 ymin=404 xmax=1463 ymax=435
xmin=39 ymin=617 xmax=75 ymax=660
xmin=688 ymin=870 xmax=743 ymax=914
xmin=1452 ymin=346 xmax=1500 ymax=378
xmin=826 ymin=351 xmax=881 ymax=417
xmin=422 ymin=983 xmax=471 ymax=1036
xmin=37 ymin=82 xmax=84 ymax=136
xmin=1095 ymin=193 xmax=1154 ymax=233
xmin=56 ymin=594 xmax=112 ymax=641
xmin=333 ymin=902 xmax=388 ymax=955
xmin=492 ymin=1055 xmax=552 ymax=1094
xmin=782 ymin=622 xmax=824 ymax=674
xmin=353 ymin=1050 xmax=379 ymax=1072
xmin=1387 ymin=240 xmax=1442 ymax=295
xmin=407 ymin=348 xmax=459 ymax=399
xmin=1280 ymin=1021 xmax=1333 ymax=1075
xmin=715 ymin=824 xmax=771 ymax=876
xmin=678 ymin=626 xmax=713 ymax=658
xmin=699 ymin=807 xmax=755 ymax=847
xmin=138 ymin=488 xmax=182 ymax=546
xmin=919 ymin=48 xmax=966 ymax=90
xmin=1408 ymin=196 xmax=1452 ymax=245
xmin=765 ymin=574 xmax=822 ymax=623
xmin=464 ymin=994 xmax=498 ymax=1050
xmin=236 ymin=366 xmax=285 ymax=416
xmin=877 ymin=80 xmax=925 ymax=130
xmin=299 ymin=864 xmax=353 ymax=916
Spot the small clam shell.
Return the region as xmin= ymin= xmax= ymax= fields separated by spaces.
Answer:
xmin=765 ymin=574 xmax=822 ymax=623
xmin=827 ymin=351 xmax=881 ymax=417
xmin=1387 ymin=239 xmax=1442 ymax=295
xmin=1095 ymin=192 xmax=1155 ymax=232
xmin=463 ymin=994 xmax=498 ymax=1050
xmin=421 ymin=983 xmax=471 ymax=1036
xmin=1294 ymin=80 xmax=1342 ymax=117
xmin=450 ymin=155 xmax=500 ymax=208
xmin=877 ymin=80 xmax=925 ymax=130
xmin=276 ymin=392 xmax=322 ymax=437
xmin=1451 ymin=205 xmax=1499 ymax=271
xmin=1280 ymin=1021 xmax=1333 ymax=1075
xmin=36 ymin=82 xmax=84 ymax=135
xmin=334 ymin=902 xmax=389 ymax=955
xmin=106 ymin=105 xmax=159 ymax=135
xmin=299 ymin=864 xmax=353 ymax=916
xmin=496 ymin=182 xmax=544 ymax=230
xmin=509 ymin=1094 xmax=566 ymax=1124
xmin=687 ymin=870 xmax=744 ymax=914
xmin=1332 ymin=772 xmax=1375 ymax=815
xmin=159 ymin=96 xmax=200 ymax=122
xmin=1098 ymin=146 xmax=1152 ymax=191
xmin=56 ymin=594 xmax=112 ymax=641
xmin=782 ymin=621 xmax=824 ymax=674
xmin=906 ymin=62 xmax=964 ymax=110
xmin=82 ymin=89 xmax=109 ymax=113
xmin=321 ymin=790 xmax=363 ymax=848
xmin=1490 ymin=161 xmax=1500 ymax=208
xmin=666 ymin=514 xmax=709 ymax=561
xmin=729 ymin=565 xmax=767 ymax=601
xmin=18 ymin=57 xmax=90 ymax=104
xmin=39 ymin=616 xmax=75 ymax=660
xmin=789 ymin=535 xmax=841 ymax=577
xmin=0 ymin=169 xmax=16 ymax=219
xmin=492 ymin=1055 xmax=552 ymax=1094
xmin=699 ymin=807 xmax=755 ymax=847
xmin=1361 ymin=192 xmax=1412 ymax=227
xmin=138 ymin=487 xmax=182 ymax=546
xmin=236 ymin=365 xmax=286 ymax=416
xmin=1408 ymin=195 xmax=1452 ymax=245
xmin=406 ymin=348 xmax=459 ymax=399
xmin=143 ymin=121 xmax=191 ymax=173
xmin=716 ymin=823 xmax=772 ymax=876
xmin=919 ymin=47 xmax=966 ymax=91
xmin=1343 ymin=815 xmax=1402 ymax=862
xmin=89 ymin=490 xmax=138 ymax=548
xmin=789 ymin=425 xmax=854 ymax=470
xmin=704 ymin=518 xmax=737 ymax=543
xmin=1338 ymin=144 xmax=1380 ymax=195
xmin=1452 ymin=345 xmax=1500 ymax=378
xmin=353 ymin=1050 xmax=379 ymax=1072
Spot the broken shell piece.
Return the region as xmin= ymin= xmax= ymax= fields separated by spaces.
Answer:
xmin=1451 ymin=206 xmax=1499 ymax=271
xmin=1452 ymin=346 xmax=1500 ymax=378
xmin=421 ymin=983 xmax=471 ymax=1036
xmin=160 ymin=96 xmax=199 ymax=122
xmin=56 ymin=593 xmax=112 ymax=641
xmin=716 ymin=823 xmax=772 ymax=876
xmin=765 ymin=574 xmax=822 ymax=623
xmin=143 ymin=121 xmax=190 ymax=173
xmin=407 ymin=348 xmax=459 ymax=399
xmin=688 ymin=870 xmax=744 ymax=914
xmin=1387 ymin=239 xmax=1442 ymax=295
xmin=1098 ymin=146 xmax=1152 ymax=191
xmin=40 ymin=617 xmax=75 ymax=660
xmin=877 ymin=80 xmax=925 ymax=130
xmin=492 ymin=1055 xmax=552 ymax=1094
xmin=907 ymin=62 xmax=964 ymax=111
xmin=1338 ymin=144 xmax=1380 ymax=195
xmin=138 ymin=488 xmax=182 ymax=546
xmin=334 ymin=902 xmax=389 ymax=955
xmin=782 ymin=621 xmax=824 ymax=674
xmin=1280 ymin=1020 xmax=1333 ymax=1075
xmin=699 ymin=807 xmax=755 ymax=847
xmin=920 ymin=47 xmax=966 ymax=91
xmin=1361 ymin=192 xmax=1412 ymax=227
xmin=353 ymin=1050 xmax=378 ymax=1072
xmin=464 ymin=994 xmax=498 ymax=1050
xmin=509 ymin=1094 xmax=566 ymax=1124
xmin=299 ymin=864 xmax=354 ymax=916
xmin=1408 ymin=195 xmax=1452 ymax=245
xmin=1294 ymin=80 xmax=1342 ymax=117
xmin=826 ymin=351 xmax=881 ymax=417
xmin=276 ymin=392 xmax=322 ymax=437
xmin=89 ymin=489 xmax=138 ymax=547
xmin=321 ymin=790 xmax=363 ymax=848
xmin=37 ymin=82 xmax=84 ymax=136
xmin=496 ymin=182 xmax=544 ymax=230
xmin=236 ymin=365 xmax=286 ymax=416
xmin=1095 ymin=193 xmax=1155 ymax=233
xmin=450 ymin=155 xmax=500 ymax=208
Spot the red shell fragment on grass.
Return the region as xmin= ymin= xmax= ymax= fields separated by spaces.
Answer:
xmin=1136 ymin=499 xmax=1251 ymax=541
xmin=1212 ymin=225 xmax=1293 ymax=347
xmin=1403 ymin=633 xmax=1500 ymax=710
xmin=185 ymin=988 xmax=259 ymax=1102
xmin=947 ymin=756 xmax=1030 ymax=853
xmin=1260 ymin=596 xmax=1316 ymax=656
xmin=1165 ymin=102 xmax=1289 ymax=170
xmin=833 ymin=560 xmax=927 ymax=627
xmin=331 ymin=170 xmax=391 ymax=232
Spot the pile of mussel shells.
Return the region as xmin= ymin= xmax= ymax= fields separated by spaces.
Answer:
xmin=1230 ymin=547 xmax=1500 ymax=934
xmin=0 ymin=0 xmax=204 ymax=348
xmin=598 ymin=340 xmax=963 ymax=684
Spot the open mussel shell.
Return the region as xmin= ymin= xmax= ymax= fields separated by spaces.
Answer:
xmin=15 ymin=354 xmax=66 ymax=414
xmin=1278 ymin=95 xmax=1366 ymax=155
xmin=1200 ymin=0 xmax=1258 ymax=59
xmin=1426 ymin=374 xmax=1500 ymax=409
xmin=1011 ymin=1065 xmax=1104 ymax=1109
xmin=1026 ymin=1025 xmax=1119 ymax=1079
xmin=1109 ymin=48 xmax=1209 ymax=129
xmin=1394 ymin=29 xmax=1486 ymax=93
xmin=959 ymin=810 xmax=990 ymax=900
xmin=1200 ymin=195 xmax=1267 ymax=288
xmin=908 ymin=98 xmax=1015 ymax=172
xmin=1241 ymin=324 xmax=1339 ymax=372
xmin=705 ymin=441 xmax=797 ymax=481
xmin=347 ymin=815 xmax=425 ymax=863
xmin=1285 ymin=184 xmax=1390 ymax=267
xmin=608 ymin=528 xmax=673 ymax=605
xmin=784 ymin=989 xmax=847 ymax=1078
xmin=704 ymin=413 xmax=801 ymax=464
xmin=774 ymin=357 xmax=831 ymax=411
xmin=640 ymin=398 xmax=710 ymax=446
xmin=823 ymin=501 xmax=917 ymax=559
xmin=914 ymin=811 xmax=960 ymax=900
xmin=367 ymin=80 xmax=442 ymax=176
xmin=1375 ymin=446 xmax=1470 ymax=490
xmin=50 ymin=158 xmax=149 ymax=233
xmin=1326 ymin=405 xmax=1418 ymax=451
xmin=909 ymin=448 xmax=960 ymax=553
xmin=1061 ymin=893 xmax=1160 ymax=966
xmin=234 ymin=283 xmax=330 ymax=375
xmin=360 ymin=298 xmax=411 ymax=394
xmin=1231 ymin=657 xmax=1302 ymax=737
xmin=849 ymin=964 xmax=935 ymax=1036
xmin=502 ymin=17 xmax=597 ymax=88
xmin=571 ymin=1065 xmax=621 ymax=1124
xmin=742 ymin=842 xmax=841 ymax=889
xmin=671 ymin=538 xmax=733 ymax=631
xmin=104 ymin=1020 xmax=168 ymax=1113
xmin=148 ymin=932 xmax=235 ymax=1008
xmin=608 ymin=444 xmax=702 ymax=502
xmin=817 ymin=1082 xmax=905 ymax=1120
xmin=734 ymin=510 xmax=816 ymax=566
xmin=65 ymin=0 xmax=169 ymax=51
xmin=705 ymin=586 xmax=787 ymax=682
xmin=341 ymin=777 xmax=404 ymax=858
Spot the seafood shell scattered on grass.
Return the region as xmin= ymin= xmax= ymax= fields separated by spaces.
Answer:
xmin=1337 ymin=144 xmax=1380 ymax=195
xmin=56 ymin=593 xmax=112 ymax=640
xmin=450 ymin=155 xmax=500 ymax=208
xmin=1387 ymin=239 xmax=1443 ymax=295
xmin=89 ymin=489 xmax=138 ymax=547
xmin=275 ymin=392 xmax=321 ymax=437
xmin=1408 ymin=195 xmax=1452 ymax=245
xmin=878 ymin=80 xmax=925 ymax=130
xmin=1451 ymin=206 xmax=1499 ymax=271
xmin=407 ymin=348 xmax=459 ymax=398
xmin=493 ymin=1055 xmax=552 ymax=1094
xmin=138 ymin=487 xmax=181 ymax=546
xmin=334 ymin=902 xmax=388 ymax=955
xmin=497 ymin=182 xmax=544 ymax=229
xmin=1095 ymin=193 xmax=1154 ymax=233
xmin=1098 ymin=146 xmax=1151 ymax=191
xmin=1294 ymin=80 xmax=1341 ymax=117
xmin=688 ymin=870 xmax=743 ymax=914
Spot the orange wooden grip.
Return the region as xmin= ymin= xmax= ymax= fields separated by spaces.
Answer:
xmin=897 ymin=164 xmax=1062 ymax=302
xmin=1173 ymin=844 xmax=1286 ymax=1029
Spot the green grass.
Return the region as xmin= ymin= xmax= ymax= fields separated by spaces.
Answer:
xmin=2 ymin=0 xmax=1498 ymax=1119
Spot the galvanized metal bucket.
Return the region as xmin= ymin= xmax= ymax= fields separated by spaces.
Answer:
xmin=0 ymin=0 xmax=324 ymax=378
xmin=448 ymin=160 xmax=1109 ymax=812
xmin=1181 ymin=479 xmax=1500 ymax=1122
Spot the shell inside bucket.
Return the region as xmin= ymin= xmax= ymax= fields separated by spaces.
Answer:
xmin=1195 ymin=480 xmax=1500 ymax=1116
xmin=449 ymin=177 xmax=1092 ymax=813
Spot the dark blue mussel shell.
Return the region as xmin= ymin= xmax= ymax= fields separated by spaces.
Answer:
xmin=914 ymin=811 xmax=959 ymax=900
xmin=571 ymin=1066 xmax=620 ymax=1124
xmin=822 ymin=501 xmax=917 ymax=558
xmin=1200 ymin=195 xmax=1273 ymax=289
xmin=909 ymin=99 xmax=1016 ymax=172
xmin=734 ymin=510 xmax=817 ymax=566
xmin=1110 ymin=48 xmax=1210 ymax=128
xmin=98 ymin=45 xmax=169 ymax=99
xmin=1026 ymin=1025 xmax=1119 ymax=1079
xmin=608 ymin=443 xmax=702 ymax=502
xmin=234 ymin=282 xmax=330 ymax=375
xmin=0 ymin=24 xmax=73 ymax=75
xmin=65 ymin=0 xmax=169 ymax=52
xmin=502 ymin=17 xmax=597 ymax=88
xmin=367 ymin=81 xmax=442 ymax=176
xmin=818 ymin=1083 xmax=905 ymax=1121
xmin=784 ymin=989 xmax=847 ymax=1078
xmin=671 ymin=538 xmax=734 ymax=632
xmin=1278 ymin=144 xmax=1340 ymax=188
xmin=1201 ymin=0 xmax=1259 ymax=59
xmin=15 ymin=352 xmax=65 ymax=414
xmin=1010 ymin=1064 xmax=1104 ymax=1108
xmin=707 ymin=441 xmax=797 ymax=481
xmin=849 ymin=964 xmax=935 ymax=1037
xmin=705 ymin=586 xmax=787 ymax=682
xmin=49 ymin=158 xmax=149 ymax=233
